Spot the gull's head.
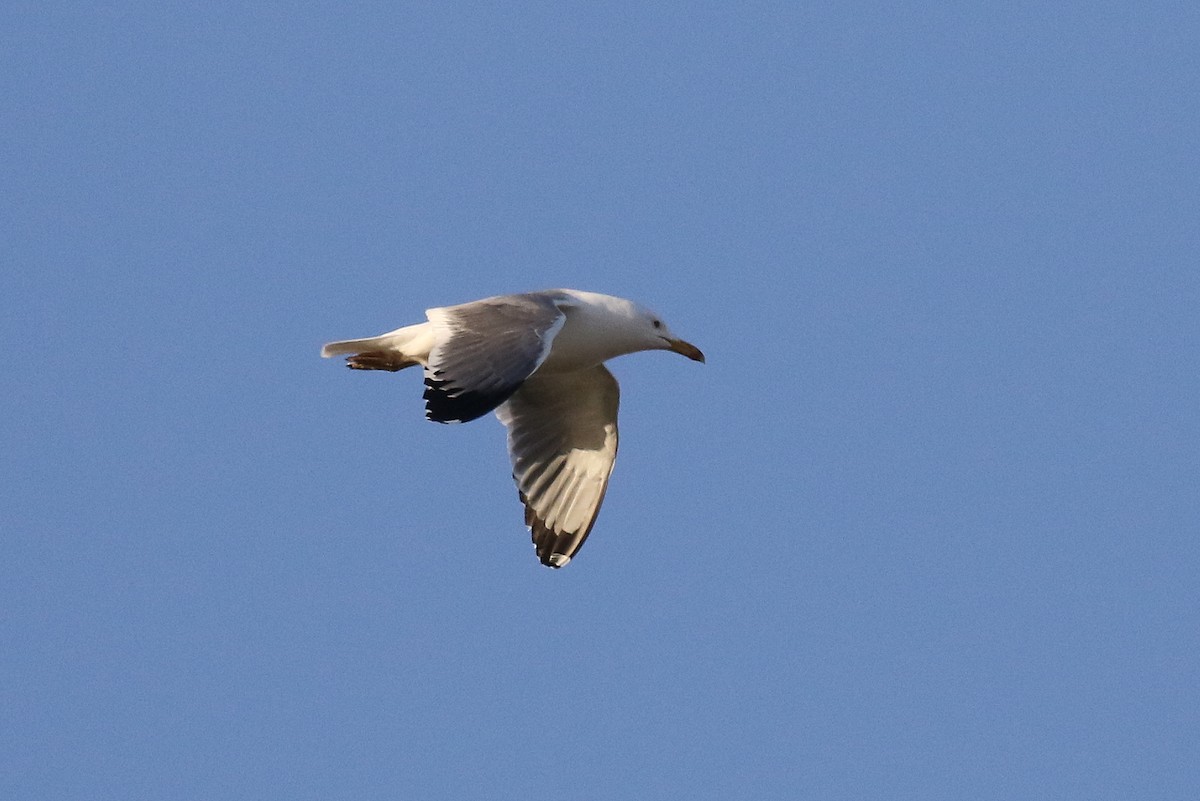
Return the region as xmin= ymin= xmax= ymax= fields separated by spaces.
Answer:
xmin=607 ymin=295 xmax=706 ymax=363
xmin=644 ymin=310 xmax=705 ymax=363
xmin=556 ymin=290 xmax=706 ymax=364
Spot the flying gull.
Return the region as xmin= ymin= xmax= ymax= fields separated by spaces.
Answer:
xmin=321 ymin=289 xmax=704 ymax=568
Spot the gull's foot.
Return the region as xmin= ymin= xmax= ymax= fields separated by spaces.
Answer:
xmin=346 ymin=351 xmax=417 ymax=372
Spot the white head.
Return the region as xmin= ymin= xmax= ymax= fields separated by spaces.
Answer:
xmin=556 ymin=289 xmax=706 ymax=364
xmin=629 ymin=301 xmax=706 ymax=362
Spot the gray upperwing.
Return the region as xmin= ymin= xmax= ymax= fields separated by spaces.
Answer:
xmin=423 ymin=293 xmax=566 ymax=423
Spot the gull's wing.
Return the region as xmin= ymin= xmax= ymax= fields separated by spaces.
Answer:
xmin=423 ymin=293 xmax=566 ymax=423
xmin=495 ymin=364 xmax=620 ymax=568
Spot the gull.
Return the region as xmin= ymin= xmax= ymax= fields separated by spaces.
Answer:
xmin=321 ymin=289 xmax=704 ymax=568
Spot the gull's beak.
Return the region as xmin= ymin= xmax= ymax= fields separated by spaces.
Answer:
xmin=664 ymin=337 xmax=705 ymax=363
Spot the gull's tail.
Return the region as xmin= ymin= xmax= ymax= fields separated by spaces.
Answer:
xmin=321 ymin=322 xmax=432 ymax=372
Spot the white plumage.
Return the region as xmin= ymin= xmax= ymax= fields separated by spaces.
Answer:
xmin=322 ymin=289 xmax=704 ymax=568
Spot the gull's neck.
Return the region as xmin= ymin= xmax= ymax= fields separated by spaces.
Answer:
xmin=539 ymin=290 xmax=648 ymax=372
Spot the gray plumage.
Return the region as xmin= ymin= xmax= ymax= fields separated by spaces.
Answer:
xmin=322 ymin=289 xmax=704 ymax=568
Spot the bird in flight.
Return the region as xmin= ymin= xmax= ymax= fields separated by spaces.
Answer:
xmin=322 ymin=289 xmax=704 ymax=568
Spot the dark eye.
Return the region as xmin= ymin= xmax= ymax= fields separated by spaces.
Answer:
xmin=652 ymin=319 xmax=662 ymax=329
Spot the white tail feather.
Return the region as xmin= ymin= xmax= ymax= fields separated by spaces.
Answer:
xmin=321 ymin=335 xmax=392 ymax=358
xmin=320 ymin=321 xmax=434 ymax=362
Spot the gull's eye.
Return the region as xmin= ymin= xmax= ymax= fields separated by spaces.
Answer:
xmin=652 ymin=319 xmax=662 ymax=329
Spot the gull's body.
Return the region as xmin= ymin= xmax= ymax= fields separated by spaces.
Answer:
xmin=322 ymin=289 xmax=704 ymax=568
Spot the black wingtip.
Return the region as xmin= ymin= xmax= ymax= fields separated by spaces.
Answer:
xmin=422 ymin=374 xmax=513 ymax=423
xmin=521 ymin=493 xmax=580 ymax=569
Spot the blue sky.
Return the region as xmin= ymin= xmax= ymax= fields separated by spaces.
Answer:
xmin=3 ymin=2 xmax=1198 ymax=798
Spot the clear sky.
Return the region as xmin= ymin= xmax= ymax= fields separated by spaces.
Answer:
xmin=3 ymin=2 xmax=1198 ymax=799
